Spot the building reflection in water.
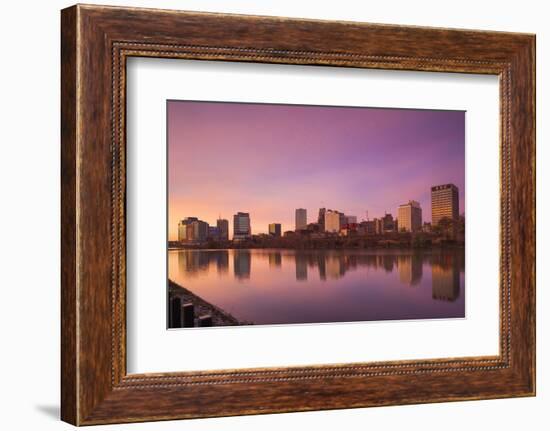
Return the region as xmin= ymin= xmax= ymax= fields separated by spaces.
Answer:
xmin=216 ymin=250 xmax=229 ymax=274
xmin=295 ymin=252 xmax=308 ymax=281
xmin=268 ymin=251 xmax=282 ymax=268
xmin=178 ymin=249 xmax=229 ymax=276
xmin=233 ymin=250 xmax=251 ymax=279
xmin=431 ymin=252 xmax=460 ymax=301
xmin=397 ymin=254 xmax=423 ymax=286
xmin=381 ymin=254 xmax=395 ymax=273
xmin=316 ymin=254 xmax=327 ymax=280
xmin=175 ymin=249 xmax=464 ymax=299
xmin=326 ymin=254 xmax=345 ymax=280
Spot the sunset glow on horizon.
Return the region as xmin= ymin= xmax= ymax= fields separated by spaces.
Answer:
xmin=168 ymin=100 xmax=465 ymax=240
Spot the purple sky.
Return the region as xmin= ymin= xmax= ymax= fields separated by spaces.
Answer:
xmin=168 ymin=100 xmax=465 ymax=240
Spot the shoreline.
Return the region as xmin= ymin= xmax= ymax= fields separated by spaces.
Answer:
xmin=168 ymin=279 xmax=250 ymax=327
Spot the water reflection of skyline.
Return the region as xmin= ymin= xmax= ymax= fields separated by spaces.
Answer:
xmin=431 ymin=252 xmax=461 ymax=301
xmin=176 ymin=249 xmax=464 ymax=302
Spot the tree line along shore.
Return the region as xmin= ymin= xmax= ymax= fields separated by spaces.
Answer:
xmin=169 ymin=231 xmax=465 ymax=250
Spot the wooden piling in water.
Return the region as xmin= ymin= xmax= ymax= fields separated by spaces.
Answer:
xmin=182 ymin=302 xmax=195 ymax=327
xmin=169 ymin=296 xmax=182 ymax=328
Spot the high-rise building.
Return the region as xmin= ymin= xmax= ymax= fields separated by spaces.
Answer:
xmin=431 ymin=184 xmax=459 ymax=226
xmin=177 ymin=217 xmax=198 ymax=241
xmin=233 ymin=212 xmax=251 ymax=240
xmin=324 ymin=210 xmax=341 ymax=233
xmin=381 ymin=213 xmax=395 ymax=233
xmin=269 ymin=223 xmax=282 ymax=237
xmin=186 ymin=219 xmax=209 ymax=242
xmin=295 ymin=208 xmax=307 ymax=231
xmin=318 ymin=208 xmax=326 ymax=231
xmin=397 ymin=200 xmax=422 ymax=232
xmin=216 ymin=218 xmax=229 ymax=241
xmin=178 ymin=217 xmax=210 ymax=242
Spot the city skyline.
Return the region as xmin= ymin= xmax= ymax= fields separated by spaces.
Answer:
xmin=175 ymin=182 xmax=461 ymax=242
xmin=168 ymin=101 xmax=465 ymax=240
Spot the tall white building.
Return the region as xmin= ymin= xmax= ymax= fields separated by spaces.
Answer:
xmin=324 ymin=210 xmax=341 ymax=233
xmin=397 ymin=200 xmax=422 ymax=232
xmin=295 ymin=208 xmax=307 ymax=231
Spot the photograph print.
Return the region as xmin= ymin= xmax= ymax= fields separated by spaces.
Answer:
xmin=167 ymin=100 xmax=465 ymax=329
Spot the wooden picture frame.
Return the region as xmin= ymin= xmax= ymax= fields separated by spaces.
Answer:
xmin=61 ymin=4 xmax=535 ymax=425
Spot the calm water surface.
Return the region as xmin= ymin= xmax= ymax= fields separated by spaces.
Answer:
xmin=168 ymin=248 xmax=465 ymax=326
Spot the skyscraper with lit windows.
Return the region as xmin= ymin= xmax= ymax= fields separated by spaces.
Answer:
xmin=431 ymin=184 xmax=459 ymax=226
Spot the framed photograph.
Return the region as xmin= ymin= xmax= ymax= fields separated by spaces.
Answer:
xmin=61 ymin=4 xmax=536 ymax=425
xmin=165 ymin=101 xmax=467 ymax=328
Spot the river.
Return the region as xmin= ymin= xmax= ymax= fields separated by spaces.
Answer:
xmin=168 ymin=248 xmax=465 ymax=326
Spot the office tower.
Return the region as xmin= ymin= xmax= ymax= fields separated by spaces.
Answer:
xmin=397 ymin=200 xmax=423 ymax=232
xmin=381 ymin=213 xmax=395 ymax=233
xmin=295 ymin=208 xmax=307 ymax=231
xmin=233 ymin=212 xmax=251 ymax=240
xmin=345 ymin=215 xmax=357 ymax=225
xmin=186 ymin=219 xmax=209 ymax=242
xmin=216 ymin=218 xmax=229 ymax=241
xmin=318 ymin=208 xmax=326 ymax=231
xmin=177 ymin=217 xmax=198 ymax=241
xmin=431 ymin=184 xmax=459 ymax=226
xmin=177 ymin=222 xmax=186 ymax=241
xmin=178 ymin=221 xmax=186 ymax=241
xmin=324 ymin=210 xmax=341 ymax=233
xmin=269 ymin=223 xmax=282 ymax=237
xmin=183 ymin=217 xmax=209 ymax=242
